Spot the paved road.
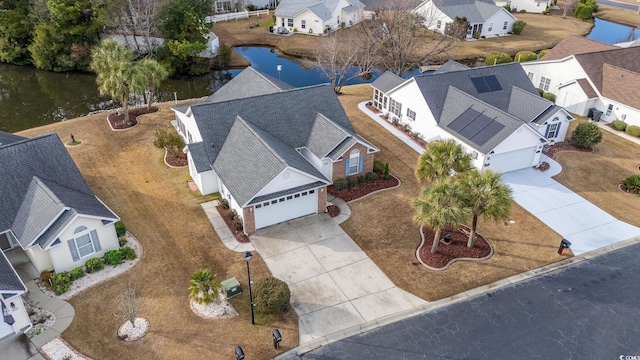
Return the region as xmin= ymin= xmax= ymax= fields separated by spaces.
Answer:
xmin=598 ymin=0 xmax=639 ymax=11
xmin=302 ymin=242 xmax=640 ymax=359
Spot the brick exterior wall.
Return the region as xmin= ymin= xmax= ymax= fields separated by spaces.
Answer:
xmin=331 ymin=143 xmax=375 ymax=181
xmin=317 ymin=186 xmax=328 ymax=213
xmin=243 ymin=206 xmax=256 ymax=234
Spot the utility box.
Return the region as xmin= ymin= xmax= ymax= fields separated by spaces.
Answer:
xmin=221 ymin=277 xmax=242 ymax=299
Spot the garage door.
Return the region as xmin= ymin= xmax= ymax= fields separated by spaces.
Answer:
xmin=254 ymin=189 xmax=318 ymax=229
xmin=487 ymin=147 xmax=537 ymax=173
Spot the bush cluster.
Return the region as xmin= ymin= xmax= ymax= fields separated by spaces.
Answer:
xmin=153 ymin=128 xmax=185 ymax=150
xmin=103 ymin=249 xmax=124 ymax=266
xmin=373 ymin=159 xmax=386 ymax=174
xmin=539 ymin=49 xmax=550 ymax=59
xmin=347 ymin=176 xmax=359 ymax=188
xmin=334 ymin=178 xmax=349 ymax=190
xmin=574 ymin=0 xmax=597 ymax=20
xmin=515 ymin=51 xmax=537 ymax=62
xmin=622 ymin=175 xmax=640 ymax=194
xmin=543 ymin=92 xmax=556 ymax=103
xmin=512 ymin=20 xmax=526 ymax=34
xmin=366 ymin=171 xmax=378 ymax=182
xmin=253 ymin=276 xmax=291 ymax=314
xmin=114 ymin=221 xmax=126 ymax=237
xmin=485 ymin=52 xmax=512 ymax=66
xmin=85 ymin=257 xmax=105 ymax=273
xmin=69 ymin=267 xmax=85 ymax=280
xmin=219 ymin=198 xmax=230 ymax=209
xmin=50 ymin=272 xmax=72 ymax=295
xmin=611 ymin=120 xmax=627 ymax=131
xmin=570 ymin=122 xmax=603 ymax=148
xmin=626 ymin=125 xmax=640 ymax=137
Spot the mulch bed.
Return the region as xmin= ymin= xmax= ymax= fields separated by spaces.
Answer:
xmin=326 ymin=205 xmax=340 ymax=218
xmin=327 ymin=176 xmax=399 ymax=202
xmin=417 ymin=225 xmax=492 ymax=270
xmin=165 ymin=148 xmax=187 ymax=167
xmin=365 ymin=103 xmax=381 ymax=114
xmin=533 ymin=161 xmax=550 ymax=172
xmin=545 ymin=141 xmax=592 ymax=159
xmin=107 ymin=107 xmax=159 ymax=130
xmin=216 ymin=206 xmax=250 ymax=243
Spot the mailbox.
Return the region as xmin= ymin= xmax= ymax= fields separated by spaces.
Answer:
xmin=272 ymin=329 xmax=282 ymax=349
xmin=558 ymin=239 xmax=571 ymax=255
xmin=221 ymin=277 xmax=242 ymax=299
xmin=235 ymin=346 xmax=245 ymax=360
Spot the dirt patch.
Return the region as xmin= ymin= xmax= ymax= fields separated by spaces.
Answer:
xmin=545 ymin=141 xmax=593 ymax=159
xmin=107 ymin=107 xmax=158 ymax=130
xmin=216 ymin=205 xmax=250 ymax=243
xmin=418 ymin=225 xmax=492 ymax=270
xmin=328 ymin=176 xmax=399 ymax=202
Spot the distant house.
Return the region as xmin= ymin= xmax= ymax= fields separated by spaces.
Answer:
xmin=414 ymin=0 xmax=516 ymax=39
xmin=493 ymin=0 xmax=549 ymax=13
xmin=0 ymin=132 xmax=120 ymax=338
xmin=172 ymin=67 xmax=378 ymax=233
xmin=371 ymin=62 xmax=574 ymax=173
xmin=521 ymin=35 xmax=640 ymax=126
xmin=0 ymin=251 xmax=30 ymax=339
xmin=274 ymin=0 xmax=364 ymax=34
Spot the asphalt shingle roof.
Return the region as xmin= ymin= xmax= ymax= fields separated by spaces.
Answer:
xmin=433 ymin=0 xmax=504 ymax=23
xmin=306 ymin=113 xmax=350 ymax=158
xmin=507 ymin=86 xmax=551 ymax=123
xmin=0 ymin=132 xmax=25 ymax=146
xmin=0 ymin=251 xmax=25 ymax=293
xmin=205 ymin=67 xmax=294 ymax=103
xmin=370 ymin=71 xmax=404 ymax=93
xmin=539 ymin=35 xmax=616 ymax=61
xmin=434 ymin=60 xmax=470 ymax=74
xmin=575 ymin=78 xmax=598 ymax=98
xmin=0 ymin=133 xmax=118 ymax=247
xmin=276 ymin=0 xmax=363 ymax=19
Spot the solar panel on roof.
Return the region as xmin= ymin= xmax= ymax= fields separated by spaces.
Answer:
xmin=484 ymin=75 xmax=502 ymax=91
xmin=470 ymin=77 xmax=490 ymax=93
xmin=473 ymin=121 xmax=505 ymax=146
xmin=448 ymin=108 xmax=480 ymax=132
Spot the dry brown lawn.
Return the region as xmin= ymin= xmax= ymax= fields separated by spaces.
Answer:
xmin=596 ymin=5 xmax=640 ymax=28
xmin=552 ymin=118 xmax=640 ymax=227
xmin=17 ymin=104 xmax=298 ymax=360
xmin=337 ymin=85 xmax=570 ymax=301
xmin=214 ymin=11 xmax=593 ymax=66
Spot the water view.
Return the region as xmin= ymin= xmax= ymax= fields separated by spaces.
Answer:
xmin=587 ymin=17 xmax=640 ymax=44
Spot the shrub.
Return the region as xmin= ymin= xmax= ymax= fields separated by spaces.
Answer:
xmin=543 ymin=7 xmax=551 ymax=15
xmin=120 ymin=246 xmax=137 ymax=261
xmin=253 ymin=276 xmax=291 ymax=314
xmin=357 ymin=175 xmax=366 ymax=183
xmin=473 ymin=31 xmax=480 ymax=39
xmin=621 ymin=175 xmax=640 ymax=194
xmin=485 ymin=52 xmax=512 ymax=66
xmin=232 ymin=216 xmax=243 ymax=231
xmin=219 ymin=198 xmax=229 ymax=209
xmin=383 ymin=163 xmax=390 ymax=180
xmin=512 ymin=20 xmax=526 ymax=34
xmin=69 ymin=267 xmax=85 ymax=280
xmin=347 ymin=176 xmax=359 ymax=188
xmin=543 ymin=92 xmax=556 ymax=102
xmin=229 ymin=209 xmax=238 ymax=221
xmin=571 ymin=122 xmax=603 ymax=148
xmin=626 ymin=125 xmax=640 ymax=137
xmin=503 ymin=5 xmax=511 ymax=11
xmin=373 ymin=159 xmax=386 ymax=174
xmin=51 ymin=272 xmax=72 ymax=295
xmin=114 ymin=221 xmax=126 ymax=237
xmin=40 ymin=271 xmax=54 ymax=287
xmin=85 ymin=257 xmax=105 ymax=273
xmin=153 ymin=128 xmax=185 ymax=149
xmin=519 ymin=9 xmax=526 ymax=13
xmin=189 ymin=269 xmax=221 ymax=304
xmin=539 ymin=49 xmax=550 ymax=58
xmin=365 ymin=171 xmax=378 ymax=182
xmin=119 ymin=236 xmax=128 ymax=247
xmin=611 ymin=120 xmax=627 ymax=131
xmin=103 ymin=249 xmax=124 ymax=266
xmin=514 ymin=51 xmax=537 ymax=62
xmin=574 ymin=3 xmax=593 ymax=20
xmin=536 ymin=88 xmax=544 ymax=96
xmin=334 ymin=178 xmax=349 ymax=190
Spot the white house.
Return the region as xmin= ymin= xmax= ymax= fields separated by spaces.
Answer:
xmin=414 ymin=0 xmax=516 ymax=39
xmin=493 ymin=0 xmax=549 ymax=13
xmin=172 ymin=67 xmax=379 ymax=233
xmin=521 ymin=35 xmax=640 ymax=126
xmin=274 ymin=0 xmax=364 ymax=34
xmin=0 ymin=251 xmax=30 ymax=339
xmin=371 ymin=61 xmax=574 ymax=173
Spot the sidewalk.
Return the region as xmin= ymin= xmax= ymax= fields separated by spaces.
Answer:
xmin=357 ymin=102 xmax=425 ymax=154
xmin=26 ymin=281 xmax=75 ymax=349
xmin=201 ymin=200 xmax=255 ymax=253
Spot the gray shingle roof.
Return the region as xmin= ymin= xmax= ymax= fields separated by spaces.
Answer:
xmin=433 ymin=0 xmax=504 ymax=23
xmin=434 ymin=60 xmax=470 ymax=74
xmin=205 ymin=67 xmax=294 ymax=103
xmin=306 ymin=113 xmax=350 ymax=158
xmin=276 ymin=0 xmax=363 ymax=19
xmin=440 ymin=86 xmax=533 ymax=153
xmin=370 ymin=71 xmax=404 ymax=93
xmin=187 ymin=142 xmax=214 ymax=173
xmin=411 ymin=62 xmax=541 ymax=123
xmin=32 ymin=209 xmax=77 ymax=249
xmin=507 ymin=86 xmax=551 ymax=122
xmin=0 ymin=134 xmax=118 ymax=247
xmin=0 ymin=131 xmax=26 ymax=146
xmin=0 ymin=251 xmax=25 ymax=293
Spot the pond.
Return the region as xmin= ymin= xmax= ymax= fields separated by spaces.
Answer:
xmin=587 ymin=17 xmax=640 ymax=44
xmin=0 ymin=46 xmax=420 ymax=133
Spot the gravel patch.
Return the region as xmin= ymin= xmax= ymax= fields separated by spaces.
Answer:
xmin=189 ymin=293 xmax=239 ymax=320
xmin=117 ymin=317 xmax=150 ymax=341
xmin=41 ymin=337 xmax=92 ymax=360
xmin=25 ymin=307 xmax=55 ymax=339
xmin=36 ymin=232 xmax=143 ymax=300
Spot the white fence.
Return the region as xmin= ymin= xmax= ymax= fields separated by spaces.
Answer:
xmin=206 ymin=9 xmax=269 ymax=23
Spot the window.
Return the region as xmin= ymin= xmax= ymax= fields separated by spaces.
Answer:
xmin=69 ymin=226 xmax=101 ymax=260
xmin=437 ymin=20 xmax=442 ymax=29
xmin=301 ymin=20 xmax=306 ymax=29
xmin=527 ymin=72 xmax=534 ymax=80
xmin=503 ymin=21 xmax=508 ymax=30
xmin=286 ymin=195 xmax=293 ymax=200
xmin=374 ymin=89 xmax=385 ymax=110
xmin=302 ymin=192 xmax=308 ymax=196
xmin=287 ymin=18 xmax=293 ymax=27
xmin=547 ymin=123 xmax=559 ymax=138
xmin=539 ymin=76 xmax=550 ymax=92
xmin=606 ymin=104 xmax=613 ymax=116
xmin=406 ymin=108 xmax=416 ymax=121
xmin=337 ymin=16 xmax=340 ymax=25
xmin=471 ymin=151 xmax=478 ymax=159
xmin=279 ymin=198 xmax=285 ymax=202
xmin=310 ymin=190 xmax=315 ymax=194
xmin=255 ymin=204 xmax=262 ymax=208
xmin=348 ymin=149 xmax=360 ymax=175
xmin=488 ymin=23 xmax=493 ymax=32
xmin=271 ymin=200 xmax=277 ymax=204
xmin=389 ymin=99 xmax=402 ymax=118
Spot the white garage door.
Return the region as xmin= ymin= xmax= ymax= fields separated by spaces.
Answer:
xmin=487 ymin=147 xmax=537 ymax=173
xmin=254 ymin=189 xmax=318 ymax=229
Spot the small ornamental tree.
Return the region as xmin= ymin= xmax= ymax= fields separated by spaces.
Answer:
xmin=570 ymin=122 xmax=603 ymax=149
xmin=253 ymin=276 xmax=291 ymax=314
xmin=188 ymin=269 xmax=221 ymax=304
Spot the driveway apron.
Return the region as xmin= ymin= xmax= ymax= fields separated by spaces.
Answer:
xmin=502 ymin=156 xmax=640 ymax=255
xmin=250 ymin=214 xmax=426 ymax=344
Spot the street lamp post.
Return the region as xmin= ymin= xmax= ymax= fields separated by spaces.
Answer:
xmin=243 ymin=251 xmax=255 ymax=325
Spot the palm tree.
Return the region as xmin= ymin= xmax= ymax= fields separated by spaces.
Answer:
xmin=137 ymin=58 xmax=169 ymax=110
xmin=458 ymin=169 xmax=512 ymax=248
xmin=90 ymin=39 xmax=145 ymax=125
xmin=188 ymin=269 xmax=221 ymax=304
xmin=412 ymin=178 xmax=471 ymax=254
xmin=415 ymin=139 xmax=472 ymax=184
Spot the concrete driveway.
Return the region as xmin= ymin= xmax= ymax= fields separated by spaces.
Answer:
xmin=502 ymin=156 xmax=640 ymax=255
xmin=250 ymin=214 xmax=426 ymax=344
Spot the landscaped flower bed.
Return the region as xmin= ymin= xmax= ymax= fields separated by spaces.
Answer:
xmin=216 ymin=205 xmax=250 ymax=243
xmin=417 ymin=225 xmax=492 ymax=270
xmin=544 ymin=141 xmax=593 ymax=159
xmin=327 ymin=176 xmax=399 ymax=202
xmin=107 ymin=107 xmax=158 ymax=130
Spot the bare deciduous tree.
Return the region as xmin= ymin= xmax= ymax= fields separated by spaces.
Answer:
xmin=359 ymin=0 xmax=463 ymax=76
xmin=120 ymin=283 xmax=140 ymax=327
xmin=112 ymin=0 xmax=161 ymax=54
xmin=314 ymin=32 xmax=377 ymax=94
xmin=561 ymin=0 xmax=579 ymax=18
